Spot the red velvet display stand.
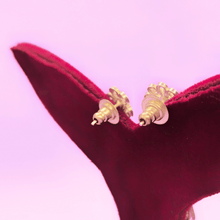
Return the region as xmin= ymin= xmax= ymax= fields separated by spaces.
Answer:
xmin=12 ymin=43 xmax=220 ymax=220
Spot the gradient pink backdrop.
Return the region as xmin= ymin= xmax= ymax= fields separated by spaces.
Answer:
xmin=1 ymin=0 xmax=220 ymax=219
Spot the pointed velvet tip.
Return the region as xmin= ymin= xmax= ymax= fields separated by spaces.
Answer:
xmin=11 ymin=42 xmax=137 ymax=164
xmin=11 ymin=43 xmax=105 ymax=102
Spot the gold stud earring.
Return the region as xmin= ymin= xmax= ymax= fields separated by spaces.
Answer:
xmin=91 ymin=87 xmax=133 ymax=125
xmin=139 ymin=82 xmax=178 ymax=126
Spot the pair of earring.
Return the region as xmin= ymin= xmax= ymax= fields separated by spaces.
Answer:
xmin=91 ymin=82 xmax=178 ymax=126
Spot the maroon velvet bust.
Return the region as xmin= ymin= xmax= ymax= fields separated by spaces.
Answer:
xmin=12 ymin=43 xmax=220 ymax=220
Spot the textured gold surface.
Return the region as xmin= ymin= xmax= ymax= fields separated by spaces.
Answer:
xmin=139 ymin=82 xmax=178 ymax=126
xmin=92 ymin=87 xmax=133 ymax=125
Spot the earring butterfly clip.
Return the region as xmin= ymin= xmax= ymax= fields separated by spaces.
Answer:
xmin=91 ymin=87 xmax=133 ymax=125
xmin=139 ymin=82 xmax=178 ymax=126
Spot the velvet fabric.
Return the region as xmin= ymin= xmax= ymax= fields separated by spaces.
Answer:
xmin=12 ymin=43 xmax=220 ymax=220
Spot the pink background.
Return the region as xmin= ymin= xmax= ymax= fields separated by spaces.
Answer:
xmin=1 ymin=0 xmax=220 ymax=219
